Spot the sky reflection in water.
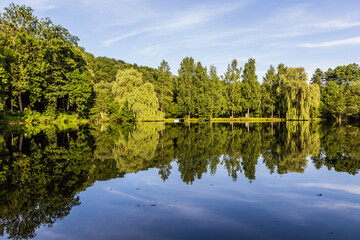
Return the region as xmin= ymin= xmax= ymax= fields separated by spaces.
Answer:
xmin=1 ymin=122 xmax=360 ymax=240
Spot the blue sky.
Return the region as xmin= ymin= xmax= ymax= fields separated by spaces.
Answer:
xmin=1 ymin=0 xmax=360 ymax=80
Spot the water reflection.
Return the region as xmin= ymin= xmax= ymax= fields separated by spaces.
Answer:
xmin=0 ymin=122 xmax=360 ymax=239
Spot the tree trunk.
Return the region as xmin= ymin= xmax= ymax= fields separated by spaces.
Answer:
xmin=339 ymin=112 xmax=342 ymax=125
xmin=188 ymin=111 xmax=190 ymax=119
xmin=3 ymin=132 xmax=6 ymax=148
xmin=19 ymin=134 xmax=23 ymax=153
xmin=231 ymin=109 xmax=234 ymax=118
xmin=11 ymin=99 xmax=13 ymax=113
xmin=2 ymin=100 xmax=6 ymax=115
xmin=76 ymin=100 xmax=79 ymax=114
xmin=271 ymin=105 xmax=273 ymax=118
xmin=18 ymin=92 xmax=23 ymax=112
xmin=67 ymin=95 xmax=70 ymax=112
xmin=247 ymin=108 xmax=250 ymax=118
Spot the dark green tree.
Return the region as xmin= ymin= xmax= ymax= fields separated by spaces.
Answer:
xmin=242 ymin=58 xmax=261 ymax=117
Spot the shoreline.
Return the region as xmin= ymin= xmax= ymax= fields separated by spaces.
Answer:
xmin=0 ymin=117 xmax=325 ymax=125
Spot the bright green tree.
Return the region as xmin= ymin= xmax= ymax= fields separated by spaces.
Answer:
xmin=193 ymin=62 xmax=212 ymax=120
xmin=222 ymin=59 xmax=242 ymax=118
xmin=209 ymin=65 xmax=224 ymax=118
xmin=277 ymin=67 xmax=320 ymax=120
xmin=321 ymin=81 xmax=347 ymax=122
xmin=262 ymin=65 xmax=276 ymax=117
xmin=177 ymin=57 xmax=196 ymax=118
xmin=156 ymin=60 xmax=173 ymax=115
xmin=242 ymin=58 xmax=261 ymax=117
xmin=113 ymin=68 xmax=164 ymax=121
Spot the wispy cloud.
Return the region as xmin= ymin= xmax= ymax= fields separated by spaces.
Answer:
xmin=313 ymin=20 xmax=360 ymax=29
xmin=0 ymin=0 xmax=57 ymax=11
xmin=298 ymin=183 xmax=360 ymax=195
xmin=135 ymin=28 xmax=257 ymax=56
xmin=103 ymin=1 xmax=248 ymax=46
xmin=299 ymin=36 xmax=360 ymax=48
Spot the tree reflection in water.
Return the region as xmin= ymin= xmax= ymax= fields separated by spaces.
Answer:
xmin=0 ymin=122 xmax=359 ymax=239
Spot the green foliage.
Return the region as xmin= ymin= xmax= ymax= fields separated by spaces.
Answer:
xmin=209 ymin=66 xmax=225 ymax=117
xmin=156 ymin=60 xmax=174 ymax=115
xmin=222 ymin=59 xmax=242 ymax=118
xmin=91 ymin=68 xmax=163 ymax=121
xmin=275 ymin=67 xmax=320 ymax=120
xmin=1 ymin=3 xmax=359 ymax=123
xmin=311 ymin=68 xmax=324 ymax=86
xmin=242 ymin=58 xmax=261 ymax=117
xmin=325 ymin=63 xmax=360 ymax=86
xmin=177 ymin=57 xmax=196 ymax=118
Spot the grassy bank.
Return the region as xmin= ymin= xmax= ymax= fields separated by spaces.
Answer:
xmin=210 ymin=117 xmax=285 ymax=122
xmin=1 ymin=113 xmax=324 ymax=125
xmin=0 ymin=111 xmax=88 ymax=125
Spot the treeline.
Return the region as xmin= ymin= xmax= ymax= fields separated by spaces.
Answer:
xmin=1 ymin=4 xmax=360 ymax=122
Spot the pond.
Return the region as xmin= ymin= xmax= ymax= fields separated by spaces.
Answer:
xmin=1 ymin=122 xmax=360 ymax=239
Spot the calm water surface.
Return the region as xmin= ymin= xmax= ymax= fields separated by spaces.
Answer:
xmin=1 ymin=122 xmax=360 ymax=239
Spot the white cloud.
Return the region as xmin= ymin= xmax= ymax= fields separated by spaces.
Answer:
xmin=313 ymin=20 xmax=360 ymax=29
xmin=299 ymin=36 xmax=360 ymax=48
xmin=298 ymin=183 xmax=360 ymax=195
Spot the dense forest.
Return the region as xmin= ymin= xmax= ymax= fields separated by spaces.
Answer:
xmin=1 ymin=4 xmax=360 ymax=122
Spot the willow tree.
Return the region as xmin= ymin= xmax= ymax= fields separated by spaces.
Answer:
xmin=277 ymin=67 xmax=320 ymax=120
xmin=113 ymin=68 xmax=164 ymax=121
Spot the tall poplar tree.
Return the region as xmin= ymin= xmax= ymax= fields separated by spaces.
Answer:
xmin=209 ymin=65 xmax=224 ymax=118
xmin=242 ymin=58 xmax=260 ymax=117
xmin=156 ymin=60 xmax=173 ymax=114
xmin=223 ymin=59 xmax=242 ymax=118
xmin=178 ymin=57 xmax=196 ymax=119
xmin=262 ymin=65 xmax=276 ymax=117
xmin=193 ymin=62 xmax=211 ymax=119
